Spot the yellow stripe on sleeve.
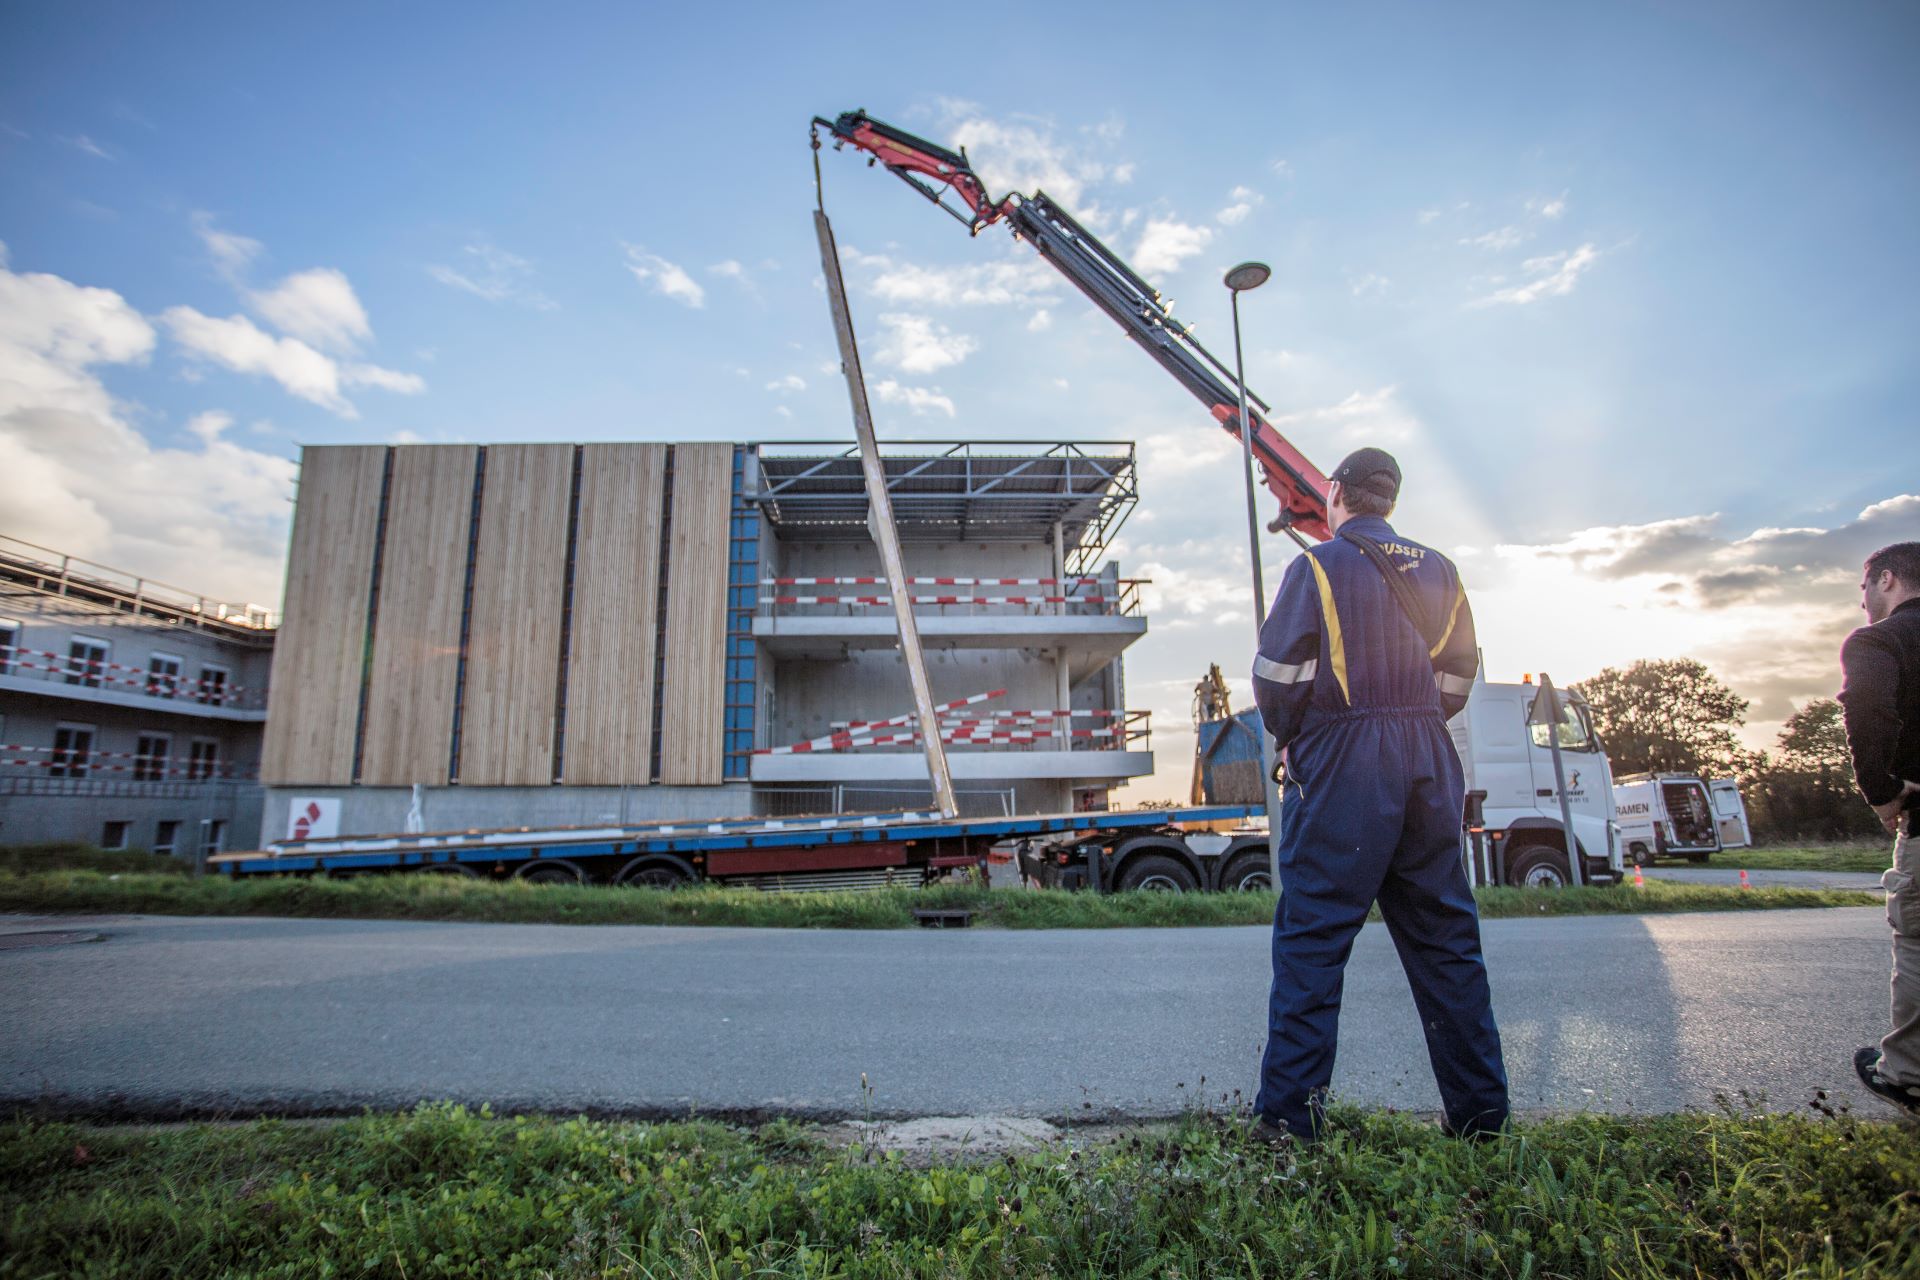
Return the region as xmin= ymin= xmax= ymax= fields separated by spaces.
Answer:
xmin=1305 ymin=551 xmax=1350 ymax=704
xmin=1429 ymin=579 xmax=1467 ymax=659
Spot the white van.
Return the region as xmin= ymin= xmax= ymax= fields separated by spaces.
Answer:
xmin=1446 ymin=673 xmax=1624 ymax=887
xmin=1708 ymin=778 xmax=1752 ymax=849
xmin=1613 ymin=773 xmax=1721 ymax=863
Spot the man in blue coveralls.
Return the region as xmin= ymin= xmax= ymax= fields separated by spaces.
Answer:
xmin=1250 ymin=447 xmax=1508 ymax=1142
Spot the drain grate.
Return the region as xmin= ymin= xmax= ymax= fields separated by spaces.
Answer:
xmin=0 ymin=930 xmax=105 ymax=950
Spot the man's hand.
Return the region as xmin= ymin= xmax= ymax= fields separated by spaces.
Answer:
xmin=1872 ymin=780 xmax=1920 ymax=836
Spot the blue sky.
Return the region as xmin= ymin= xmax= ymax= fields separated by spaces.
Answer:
xmin=3 ymin=1 xmax=1915 ymax=796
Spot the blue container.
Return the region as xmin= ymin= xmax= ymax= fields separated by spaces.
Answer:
xmin=1195 ymin=708 xmax=1265 ymax=805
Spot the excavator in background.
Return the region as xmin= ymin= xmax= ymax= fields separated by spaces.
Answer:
xmin=811 ymin=109 xmax=1331 ymax=544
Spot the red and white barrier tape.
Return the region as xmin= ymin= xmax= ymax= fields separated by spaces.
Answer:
xmin=757 ymin=689 xmax=1007 ymax=754
xmin=1 ymin=645 xmax=256 ymax=704
xmin=763 ymin=576 xmax=1123 ymax=587
xmin=760 ymin=595 xmax=1116 ymax=606
xmin=0 ymin=742 xmax=252 ymax=779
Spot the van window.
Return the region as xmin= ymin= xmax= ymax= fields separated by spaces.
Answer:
xmin=1714 ymin=787 xmax=1741 ymax=816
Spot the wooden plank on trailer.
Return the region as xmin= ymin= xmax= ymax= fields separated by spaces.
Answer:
xmin=562 ymin=443 xmax=666 ymax=785
xmin=358 ymin=445 xmax=478 ymax=787
xmin=260 ymin=445 xmax=388 ymax=784
xmin=458 ymin=443 xmax=574 ymax=785
xmin=658 ymin=442 xmax=732 ymax=785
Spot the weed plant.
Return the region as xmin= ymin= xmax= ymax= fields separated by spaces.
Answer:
xmin=2 ymin=1099 xmax=1914 ymax=1277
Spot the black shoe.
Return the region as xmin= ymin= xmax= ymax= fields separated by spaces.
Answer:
xmin=1247 ymin=1117 xmax=1292 ymax=1149
xmin=1854 ymin=1047 xmax=1920 ymax=1117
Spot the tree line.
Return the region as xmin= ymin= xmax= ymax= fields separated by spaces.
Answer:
xmin=1572 ymin=658 xmax=1880 ymax=843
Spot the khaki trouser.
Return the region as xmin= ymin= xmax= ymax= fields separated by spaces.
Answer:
xmin=1884 ymin=824 xmax=1920 ymax=1084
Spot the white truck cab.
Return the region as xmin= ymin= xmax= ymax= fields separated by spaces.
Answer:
xmin=1447 ymin=672 xmax=1622 ymax=887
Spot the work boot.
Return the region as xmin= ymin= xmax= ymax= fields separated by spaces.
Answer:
xmin=1854 ymin=1047 xmax=1920 ymax=1118
xmin=1246 ymin=1116 xmax=1292 ymax=1149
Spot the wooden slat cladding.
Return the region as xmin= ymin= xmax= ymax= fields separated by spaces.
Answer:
xmin=458 ymin=444 xmax=574 ymax=785
xmin=561 ymin=443 xmax=666 ymax=785
xmin=658 ymin=443 xmax=733 ymax=785
xmin=358 ymin=445 xmax=478 ymax=786
xmin=260 ymin=446 xmax=387 ymax=784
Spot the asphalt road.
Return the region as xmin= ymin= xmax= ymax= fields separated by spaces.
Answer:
xmin=1645 ymin=866 xmax=1885 ymax=891
xmin=0 ymin=907 xmax=1893 ymax=1122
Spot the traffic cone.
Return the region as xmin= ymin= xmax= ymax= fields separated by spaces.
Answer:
xmin=1739 ymin=868 xmax=1752 ymax=891
xmin=1632 ymin=864 xmax=1644 ymax=889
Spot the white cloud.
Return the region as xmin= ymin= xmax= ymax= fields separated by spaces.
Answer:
xmin=1271 ymin=160 xmax=1293 ymax=178
xmin=765 ymin=374 xmax=806 ymax=393
xmin=247 ymin=267 xmax=370 ymax=353
xmin=774 ymin=404 xmax=792 ymax=419
xmin=1217 ymin=185 xmax=1263 ymax=226
xmin=1349 ymin=273 xmax=1390 ymax=298
xmin=874 ymin=313 xmax=977 ymax=373
xmin=1417 ymin=207 xmax=1442 ymax=225
xmin=840 ymin=246 xmax=1056 ymax=309
xmin=620 ymin=245 xmax=705 ymax=308
xmin=1528 ymin=193 xmax=1569 ymax=219
xmin=872 ymin=379 xmax=956 ymax=417
xmin=1132 ymin=218 xmax=1213 ymax=275
xmin=191 ymin=213 xmax=263 ymax=283
xmin=0 ymin=251 xmax=295 ymax=604
xmin=59 ymin=134 xmax=113 ymax=160
xmin=1460 ymin=226 xmax=1527 ymax=251
xmin=162 ymin=308 xmax=420 ymax=417
xmin=1478 ymin=243 xmax=1601 ymax=306
xmin=946 ymin=113 xmax=1094 ymax=207
xmin=1027 ymin=309 xmax=1052 ymax=332
xmin=427 ymin=239 xmax=557 ymax=310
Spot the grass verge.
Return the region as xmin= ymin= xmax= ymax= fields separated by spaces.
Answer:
xmin=1700 ymin=841 xmax=1889 ymax=874
xmin=3 ymin=1101 xmax=1915 ymax=1277
xmin=0 ymin=869 xmax=1880 ymax=929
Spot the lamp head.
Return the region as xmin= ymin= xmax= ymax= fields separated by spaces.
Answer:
xmin=1224 ymin=261 xmax=1272 ymax=292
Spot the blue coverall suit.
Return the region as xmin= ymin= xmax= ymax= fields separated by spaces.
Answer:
xmin=1251 ymin=514 xmax=1508 ymax=1138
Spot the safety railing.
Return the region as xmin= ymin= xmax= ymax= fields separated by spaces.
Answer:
xmin=0 ymin=743 xmax=258 ymax=783
xmin=756 ymin=576 xmax=1146 ymax=618
xmin=0 ymin=534 xmax=278 ymax=634
xmin=0 ymin=644 xmax=268 ymax=712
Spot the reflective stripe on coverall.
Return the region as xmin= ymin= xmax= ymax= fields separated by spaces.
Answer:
xmin=1250 ymin=513 xmax=1508 ymax=1138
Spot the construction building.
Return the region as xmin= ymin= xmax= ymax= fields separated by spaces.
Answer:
xmin=0 ymin=537 xmax=274 ymax=861
xmin=259 ymin=439 xmax=1150 ymax=843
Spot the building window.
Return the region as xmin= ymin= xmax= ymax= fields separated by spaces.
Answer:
xmin=148 ymin=653 xmax=183 ymax=699
xmin=135 ymin=733 xmax=172 ymax=782
xmin=67 ymin=637 xmax=109 ymax=688
xmin=188 ymin=739 xmax=220 ymax=781
xmin=50 ymin=723 xmax=96 ymax=778
xmin=153 ymin=821 xmax=180 ymax=857
xmin=202 ymin=820 xmax=227 ymax=857
xmin=197 ymin=663 xmax=230 ymax=706
xmin=0 ymin=619 xmax=19 ymax=675
xmin=101 ymin=821 xmax=131 ymax=851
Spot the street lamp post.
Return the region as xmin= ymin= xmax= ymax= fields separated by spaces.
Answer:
xmin=1224 ymin=262 xmax=1287 ymax=889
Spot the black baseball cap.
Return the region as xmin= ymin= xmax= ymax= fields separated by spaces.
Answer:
xmin=1329 ymin=447 xmax=1401 ymax=501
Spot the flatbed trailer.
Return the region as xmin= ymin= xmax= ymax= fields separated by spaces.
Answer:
xmin=211 ymin=805 xmax=1269 ymax=894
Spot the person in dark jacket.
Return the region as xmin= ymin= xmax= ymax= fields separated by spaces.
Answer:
xmin=1842 ymin=540 xmax=1920 ymax=1115
xmin=1248 ymin=447 xmax=1507 ymax=1142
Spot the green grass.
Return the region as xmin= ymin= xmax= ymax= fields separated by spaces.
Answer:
xmin=0 ymin=868 xmax=1880 ymax=929
xmin=2 ymin=1101 xmax=1915 ymax=1277
xmin=0 ymin=842 xmax=189 ymax=877
xmin=1707 ymin=841 xmax=1889 ymax=874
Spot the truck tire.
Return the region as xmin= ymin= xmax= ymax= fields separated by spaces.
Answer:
xmin=1506 ymin=845 xmax=1571 ymax=889
xmin=616 ymin=855 xmax=696 ymax=889
xmin=1219 ymin=850 xmax=1274 ymax=893
xmin=1628 ymin=842 xmax=1652 ymax=866
xmin=1116 ymin=853 xmax=1198 ymax=893
xmin=517 ymin=861 xmax=584 ymax=886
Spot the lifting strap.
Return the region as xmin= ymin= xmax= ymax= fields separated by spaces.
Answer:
xmin=1338 ymin=529 xmax=1441 ymax=653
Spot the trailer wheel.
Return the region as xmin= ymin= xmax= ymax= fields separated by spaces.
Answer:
xmin=517 ymin=860 xmax=584 ymax=886
xmin=1117 ymin=854 xmax=1198 ymax=893
xmin=616 ymin=855 xmax=696 ymax=889
xmin=419 ymin=862 xmax=480 ymax=877
xmin=1507 ymin=845 xmax=1570 ymax=889
xmin=1219 ymin=851 xmax=1273 ymax=893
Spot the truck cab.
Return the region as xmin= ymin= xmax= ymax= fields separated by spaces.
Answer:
xmin=1447 ymin=673 xmax=1622 ymax=887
